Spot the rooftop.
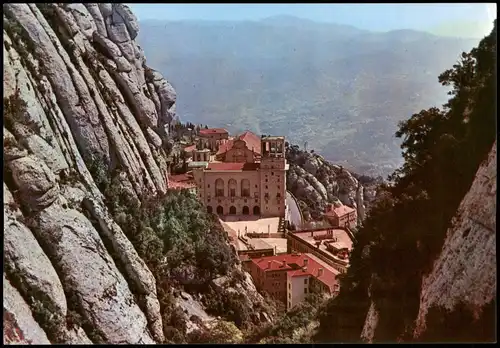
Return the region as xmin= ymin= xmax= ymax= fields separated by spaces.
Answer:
xmin=237 ymin=131 xmax=261 ymax=154
xmin=188 ymin=161 xmax=209 ymax=168
xmin=183 ymin=144 xmax=197 ymax=153
xmin=168 ymin=173 xmax=196 ymax=190
xmin=206 ymin=162 xmax=260 ymax=171
xmin=251 ymin=253 xmax=339 ymax=290
xmin=262 ymin=135 xmax=285 ymax=141
xmin=216 ymin=131 xmax=262 ymax=156
xmin=199 ymin=128 xmax=228 ymax=135
xmin=248 ymin=238 xmax=288 ymax=254
xmin=325 ymin=204 xmax=356 ymax=218
xmin=290 ymin=228 xmax=353 ymax=265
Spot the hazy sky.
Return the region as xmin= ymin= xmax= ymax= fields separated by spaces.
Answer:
xmin=127 ymin=3 xmax=496 ymax=34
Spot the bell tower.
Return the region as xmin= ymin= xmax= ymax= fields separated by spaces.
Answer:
xmin=260 ymin=136 xmax=288 ymax=217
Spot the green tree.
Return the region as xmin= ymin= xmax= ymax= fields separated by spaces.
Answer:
xmin=316 ymin=20 xmax=496 ymax=343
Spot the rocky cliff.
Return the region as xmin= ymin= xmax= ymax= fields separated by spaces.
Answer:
xmin=3 ymin=4 xmax=271 ymax=345
xmin=413 ymin=141 xmax=496 ymax=338
xmin=286 ymin=144 xmax=378 ymax=225
xmin=360 ymin=142 xmax=497 ymax=342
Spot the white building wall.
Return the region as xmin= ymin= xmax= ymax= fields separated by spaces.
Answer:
xmin=287 ymin=274 xmax=309 ymax=310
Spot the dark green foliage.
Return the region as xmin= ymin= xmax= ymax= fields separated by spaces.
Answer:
xmin=246 ymin=291 xmax=323 ymax=343
xmin=204 ymin=292 xmax=250 ymax=329
xmin=3 ymin=91 xmax=40 ymax=135
xmin=317 ymin=21 xmax=496 ymax=343
xmin=84 ymin=154 xmax=238 ymax=342
xmin=4 ymin=267 xmax=67 ymax=344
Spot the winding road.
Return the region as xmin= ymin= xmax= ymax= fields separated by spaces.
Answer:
xmin=286 ymin=191 xmax=303 ymax=228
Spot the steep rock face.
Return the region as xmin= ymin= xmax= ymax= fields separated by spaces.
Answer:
xmin=413 ymin=142 xmax=497 ymax=337
xmin=3 ymin=3 xmax=177 ymax=344
xmin=286 ymin=144 xmax=375 ymax=224
xmin=360 ymin=302 xmax=379 ymax=343
xmin=3 ymin=275 xmax=51 ymax=345
xmin=359 ymin=142 xmax=497 ymax=341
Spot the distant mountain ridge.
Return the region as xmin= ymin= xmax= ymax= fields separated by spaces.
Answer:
xmin=136 ymin=17 xmax=479 ymax=176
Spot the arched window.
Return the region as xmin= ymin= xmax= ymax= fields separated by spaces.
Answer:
xmin=228 ymin=179 xmax=237 ymax=197
xmin=216 ymin=206 xmax=224 ymax=215
xmin=229 ymin=206 xmax=237 ymax=214
xmin=253 ymin=206 xmax=260 ymax=215
xmin=241 ymin=179 xmax=250 ymax=197
xmin=215 ymin=178 xmax=224 ymax=197
xmin=242 ymin=206 xmax=250 ymax=215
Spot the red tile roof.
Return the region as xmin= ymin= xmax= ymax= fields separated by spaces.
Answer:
xmin=216 ymin=139 xmax=234 ymax=156
xmin=237 ymin=131 xmax=261 ymax=154
xmin=183 ymin=144 xmax=196 ymax=153
xmin=199 ymin=128 xmax=228 ymax=135
xmin=168 ymin=173 xmax=196 ymax=190
xmin=251 ymin=253 xmax=339 ymax=291
xmin=215 ymin=131 xmax=261 ymax=156
xmin=325 ymin=204 xmax=356 ymax=218
xmin=206 ymin=162 xmax=260 ymax=171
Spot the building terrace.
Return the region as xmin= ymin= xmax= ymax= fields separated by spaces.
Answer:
xmin=287 ymin=228 xmax=353 ymax=273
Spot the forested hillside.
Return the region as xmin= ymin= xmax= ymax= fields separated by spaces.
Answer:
xmin=315 ymin=20 xmax=496 ymax=343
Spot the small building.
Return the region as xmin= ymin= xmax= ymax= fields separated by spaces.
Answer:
xmin=168 ymin=173 xmax=197 ymax=194
xmin=187 ymin=161 xmax=209 ymax=170
xmin=183 ymin=144 xmax=197 ymax=159
xmin=324 ymin=203 xmax=357 ymax=229
xmin=198 ymin=128 xmax=229 ymax=151
xmin=192 ymin=148 xmax=211 ymax=162
xmin=246 ymin=253 xmax=340 ymax=310
xmin=286 ymin=228 xmax=354 ymax=273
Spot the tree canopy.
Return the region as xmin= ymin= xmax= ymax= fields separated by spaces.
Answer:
xmin=316 ymin=20 xmax=496 ymax=343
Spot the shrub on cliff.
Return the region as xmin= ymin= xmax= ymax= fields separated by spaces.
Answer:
xmin=316 ymin=20 xmax=496 ymax=342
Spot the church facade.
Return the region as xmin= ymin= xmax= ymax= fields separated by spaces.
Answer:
xmin=192 ymin=131 xmax=289 ymax=218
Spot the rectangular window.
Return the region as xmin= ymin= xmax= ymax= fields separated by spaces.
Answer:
xmin=304 ymin=278 xmax=308 ymax=284
xmin=288 ymin=283 xmax=291 ymax=290
xmin=305 ymin=288 xmax=308 ymax=294
xmin=230 ymin=189 xmax=236 ymax=197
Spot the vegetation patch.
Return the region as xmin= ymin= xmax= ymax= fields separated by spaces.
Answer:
xmin=316 ymin=20 xmax=496 ymax=343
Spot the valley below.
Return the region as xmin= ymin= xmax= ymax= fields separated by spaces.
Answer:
xmin=136 ymin=17 xmax=480 ymax=176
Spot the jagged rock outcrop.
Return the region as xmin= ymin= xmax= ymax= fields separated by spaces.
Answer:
xmin=413 ymin=141 xmax=496 ymax=338
xmin=3 ymin=3 xmax=177 ymax=344
xmin=286 ymin=144 xmax=374 ymax=224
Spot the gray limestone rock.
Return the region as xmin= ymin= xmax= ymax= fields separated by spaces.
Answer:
xmin=4 ymin=275 xmax=51 ymax=344
xmin=34 ymin=204 xmax=154 ymax=344
xmin=2 ymin=2 xmax=181 ymax=344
